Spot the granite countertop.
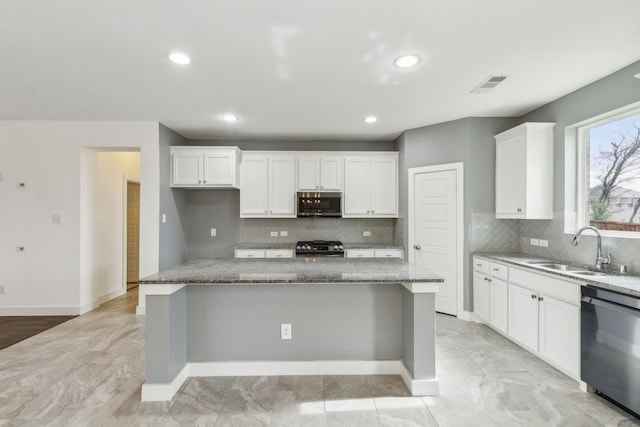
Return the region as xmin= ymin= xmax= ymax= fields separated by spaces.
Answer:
xmin=475 ymin=252 xmax=640 ymax=298
xmin=140 ymin=258 xmax=442 ymax=285
xmin=343 ymin=243 xmax=404 ymax=250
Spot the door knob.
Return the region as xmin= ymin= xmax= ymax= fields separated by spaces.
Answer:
xmin=414 ymin=245 xmax=421 ymax=250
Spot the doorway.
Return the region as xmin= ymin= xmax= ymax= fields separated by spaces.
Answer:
xmin=126 ymin=180 xmax=140 ymax=290
xmin=408 ymin=163 xmax=463 ymax=316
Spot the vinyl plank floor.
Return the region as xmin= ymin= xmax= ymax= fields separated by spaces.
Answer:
xmin=0 ymin=288 xmax=638 ymax=426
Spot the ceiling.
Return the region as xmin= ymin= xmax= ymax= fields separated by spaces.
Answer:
xmin=1 ymin=1 xmax=639 ymax=142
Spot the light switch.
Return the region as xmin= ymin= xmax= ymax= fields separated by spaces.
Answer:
xmin=211 ymin=228 xmax=216 ymax=237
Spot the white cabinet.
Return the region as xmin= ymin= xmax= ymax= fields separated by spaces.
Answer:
xmin=507 ymin=266 xmax=580 ymax=378
xmin=297 ymin=156 xmax=342 ymax=191
xmin=345 ymin=248 xmax=403 ymax=259
xmin=343 ymin=154 xmax=398 ymax=218
xmin=235 ymin=249 xmax=294 ymax=258
xmin=240 ymin=154 xmax=296 ymax=218
xmin=171 ymin=147 xmax=241 ymax=188
xmin=472 ymin=257 xmax=507 ymax=332
xmin=495 ymin=123 xmax=554 ymax=219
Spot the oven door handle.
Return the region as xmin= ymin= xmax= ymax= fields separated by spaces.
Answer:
xmin=582 ymin=295 xmax=640 ymax=317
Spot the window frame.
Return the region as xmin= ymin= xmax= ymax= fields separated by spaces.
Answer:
xmin=566 ymin=101 xmax=640 ymax=238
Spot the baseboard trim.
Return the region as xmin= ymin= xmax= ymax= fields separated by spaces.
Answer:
xmin=0 ymin=306 xmax=82 ymax=316
xmin=457 ymin=310 xmax=474 ymax=321
xmin=141 ymin=359 xmax=439 ymax=401
xmin=400 ymin=363 xmax=440 ymax=396
xmin=141 ymin=365 xmax=189 ymax=402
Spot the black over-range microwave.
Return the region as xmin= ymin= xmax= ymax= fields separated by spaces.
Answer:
xmin=296 ymin=192 xmax=342 ymax=217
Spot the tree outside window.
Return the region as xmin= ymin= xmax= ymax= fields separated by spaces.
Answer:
xmin=588 ymin=113 xmax=640 ymax=230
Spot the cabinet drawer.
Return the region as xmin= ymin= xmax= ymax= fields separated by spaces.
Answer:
xmin=473 ymin=257 xmax=490 ymax=275
xmin=265 ymin=249 xmax=294 ymax=259
xmin=375 ymin=249 xmax=403 ymax=259
xmin=489 ymin=262 xmax=509 ymax=281
xmin=234 ymin=249 xmax=266 ymax=259
xmin=346 ymin=249 xmax=375 ymax=258
xmin=509 ymin=267 xmax=580 ymax=305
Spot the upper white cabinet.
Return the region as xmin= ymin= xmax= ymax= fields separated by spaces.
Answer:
xmin=171 ymin=146 xmax=241 ymax=189
xmin=240 ymin=153 xmax=296 ymax=218
xmin=343 ymin=154 xmax=398 ymax=218
xmin=495 ymin=123 xmax=554 ymax=219
xmin=297 ymin=156 xmax=342 ymax=191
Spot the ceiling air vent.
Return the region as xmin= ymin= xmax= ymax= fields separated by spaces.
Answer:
xmin=470 ymin=75 xmax=508 ymax=94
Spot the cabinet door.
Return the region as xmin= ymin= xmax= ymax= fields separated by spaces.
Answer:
xmin=496 ymin=134 xmax=526 ymax=217
xmin=235 ymin=249 xmax=266 ymax=258
xmin=264 ymin=249 xmax=294 ymax=258
xmin=508 ymin=282 xmax=539 ymax=352
xmin=343 ymin=157 xmax=370 ymax=217
xmin=539 ymin=295 xmax=580 ymax=378
xmin=268 ymin=157 xmax=296 ymax=217
xmin=297 ymin=157 xmax=319 ymax=190
xmin=370 ymin=156 xmax=398 ymax=217
xmin=240 ymin=156 xmax=268 ymax=216
xmin=346 ymin=249 xmax=375 ymax=258
xmin=473 ymin=270 xmax=490 ymax=323
xmin=319 ymin=156 xmax=342 ymax=190
xmin=203 ymin=150 xmax=234 ymax=186
xmin=374 ymin=249 xmax=403 ymax=259
xmin=172 ymin=150 xmax=202 ymax=185
xmin=490 ymin=277 xmax=508 ymax=334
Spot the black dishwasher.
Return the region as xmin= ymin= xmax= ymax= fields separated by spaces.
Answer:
xmin=581 ymin=286 xmax=640 ymax=417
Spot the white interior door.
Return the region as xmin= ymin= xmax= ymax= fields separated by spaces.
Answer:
xmin=413 ymin=169 xmax=458 ymax=315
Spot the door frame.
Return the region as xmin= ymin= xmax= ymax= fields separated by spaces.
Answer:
xmin=408 ymin=162 xmax=464 ymax=317
xmin=123 ymin=176 xmax=140 ymax=291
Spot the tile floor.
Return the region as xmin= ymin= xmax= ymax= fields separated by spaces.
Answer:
xmin=0 ymin=288 xmax=638 ymax=426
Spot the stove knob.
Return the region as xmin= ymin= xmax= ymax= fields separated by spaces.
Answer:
xmin=333 ymin=245 xmax=339 ymax=250
xmin=338 ymin=245 xmax=343 ymax=250
xmin=296 ymin=245 xmax=301 ymax=250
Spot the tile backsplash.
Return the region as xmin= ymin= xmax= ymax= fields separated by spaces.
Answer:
xmin=242 ymin=218 xmax=396 ymax=243
xmin=472 ymin=211 xmax=640 ymax=274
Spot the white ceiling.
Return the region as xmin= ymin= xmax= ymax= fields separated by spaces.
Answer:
xmin=1 ymin=0 xmax=639 ymax=142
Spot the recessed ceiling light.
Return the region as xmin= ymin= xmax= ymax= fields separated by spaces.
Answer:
xmin=364 ymin=116 xmax=377 ymax=124
xmin=168 ymin=52 xmax=191 ymax=65
xmin=634 ymin=72 xmax=640 ymax=79
xmin=394 ymin=54 xmax=420 ymax=69
xmin=222 ymin=114 xmax=239 ymax=122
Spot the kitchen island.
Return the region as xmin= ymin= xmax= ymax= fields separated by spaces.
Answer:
xmin=139 ymin=258 xmax=442 ymax=401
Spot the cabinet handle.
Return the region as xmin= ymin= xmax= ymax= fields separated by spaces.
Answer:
xmin=531 ymin=294 xmax=537 ymax=299
xmin=517 ymin=208 xmax=522 ymax=212
xmin=476 ymin=263 xmax=482 ymax=267
xmin=320 ymin=185 xmax=324 ymax=189
xmin=199 ymin=180 xmax=202 ymax=184
xmin=492 ymin=268 xmax=499 ymax=271
xmin=538 ymin=296 xmax=544 ymax=301
xmin=372 ymin=210 xmax=375 ymax=214
xmin=414 ymin=245 xmax=421 ymax=250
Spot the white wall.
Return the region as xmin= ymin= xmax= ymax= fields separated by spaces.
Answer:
xmin=0 ymin=121 xmax=159 ymax=315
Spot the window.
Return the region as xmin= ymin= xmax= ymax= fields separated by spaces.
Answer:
xmin=572 ymin=104 xmax=640 ymax=236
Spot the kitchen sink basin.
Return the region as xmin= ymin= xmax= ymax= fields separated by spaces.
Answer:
xmin=529 ymin=262 xmax=586 ymax=272
xmin=569 ymin=271 xmax=607 ymax=276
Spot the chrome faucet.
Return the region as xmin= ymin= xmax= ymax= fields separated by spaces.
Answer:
xmin=571 ymin=226 xmax=612 ymax=270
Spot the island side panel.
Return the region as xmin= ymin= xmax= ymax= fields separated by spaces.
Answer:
xmin=146 ymin=287 xmax=187 ymax=383
xmin=402 ymin=289 xmax=436 ymax=379
xmin=186 ymin=284 xmax=403 ymax=361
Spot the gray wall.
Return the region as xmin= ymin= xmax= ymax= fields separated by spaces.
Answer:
xmin=187 ymin=139 xmax=395 ymax=151
xmin=187 ymin=284 xmax=403 ymax=361
xmin=395 ymin=117 xmax=518 ymax=310
xmin=158 ymin=124 xmax=189 ymax=270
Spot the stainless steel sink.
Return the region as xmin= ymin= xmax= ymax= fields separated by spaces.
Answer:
xmin=530 ymin=262 xmax=587 ymax=272
xmin=568 ymin=271 xmax=607 ymax=276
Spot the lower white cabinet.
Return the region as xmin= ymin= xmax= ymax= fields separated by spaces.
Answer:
xmin=474 ymin=258 xmax=580 ymax=380
xmin=345 ymin=248 xmax=403 ymax=259
xmin=235 ymin=249 xmax=294 ymax=259
xmin=472 ymin=257 xmax=507 ymax=332
xmin=507 ymin=266 xmax=580 ymax=379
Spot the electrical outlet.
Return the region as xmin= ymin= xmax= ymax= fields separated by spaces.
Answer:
xmin=280 ymin=231 xmax=288 ymax=237
xmin=281 ymin=323 xmax=292 ymax=340
xmin=530 ymin=238 xmax=539 ymax=246
xmin=363 ymin=231 xmax=371 ymax=237
xmin=211 ymin=228 xmax=216 ymax=237
xmin=52 ymin=214 xmax=63 ymax=224
xmin=539 ymin=239 xmax=549 ymax=248
xmin=270 ymin=231 xmax=278 ymax=237
xmin=16 ymin=246 xmax=25 ymax=252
